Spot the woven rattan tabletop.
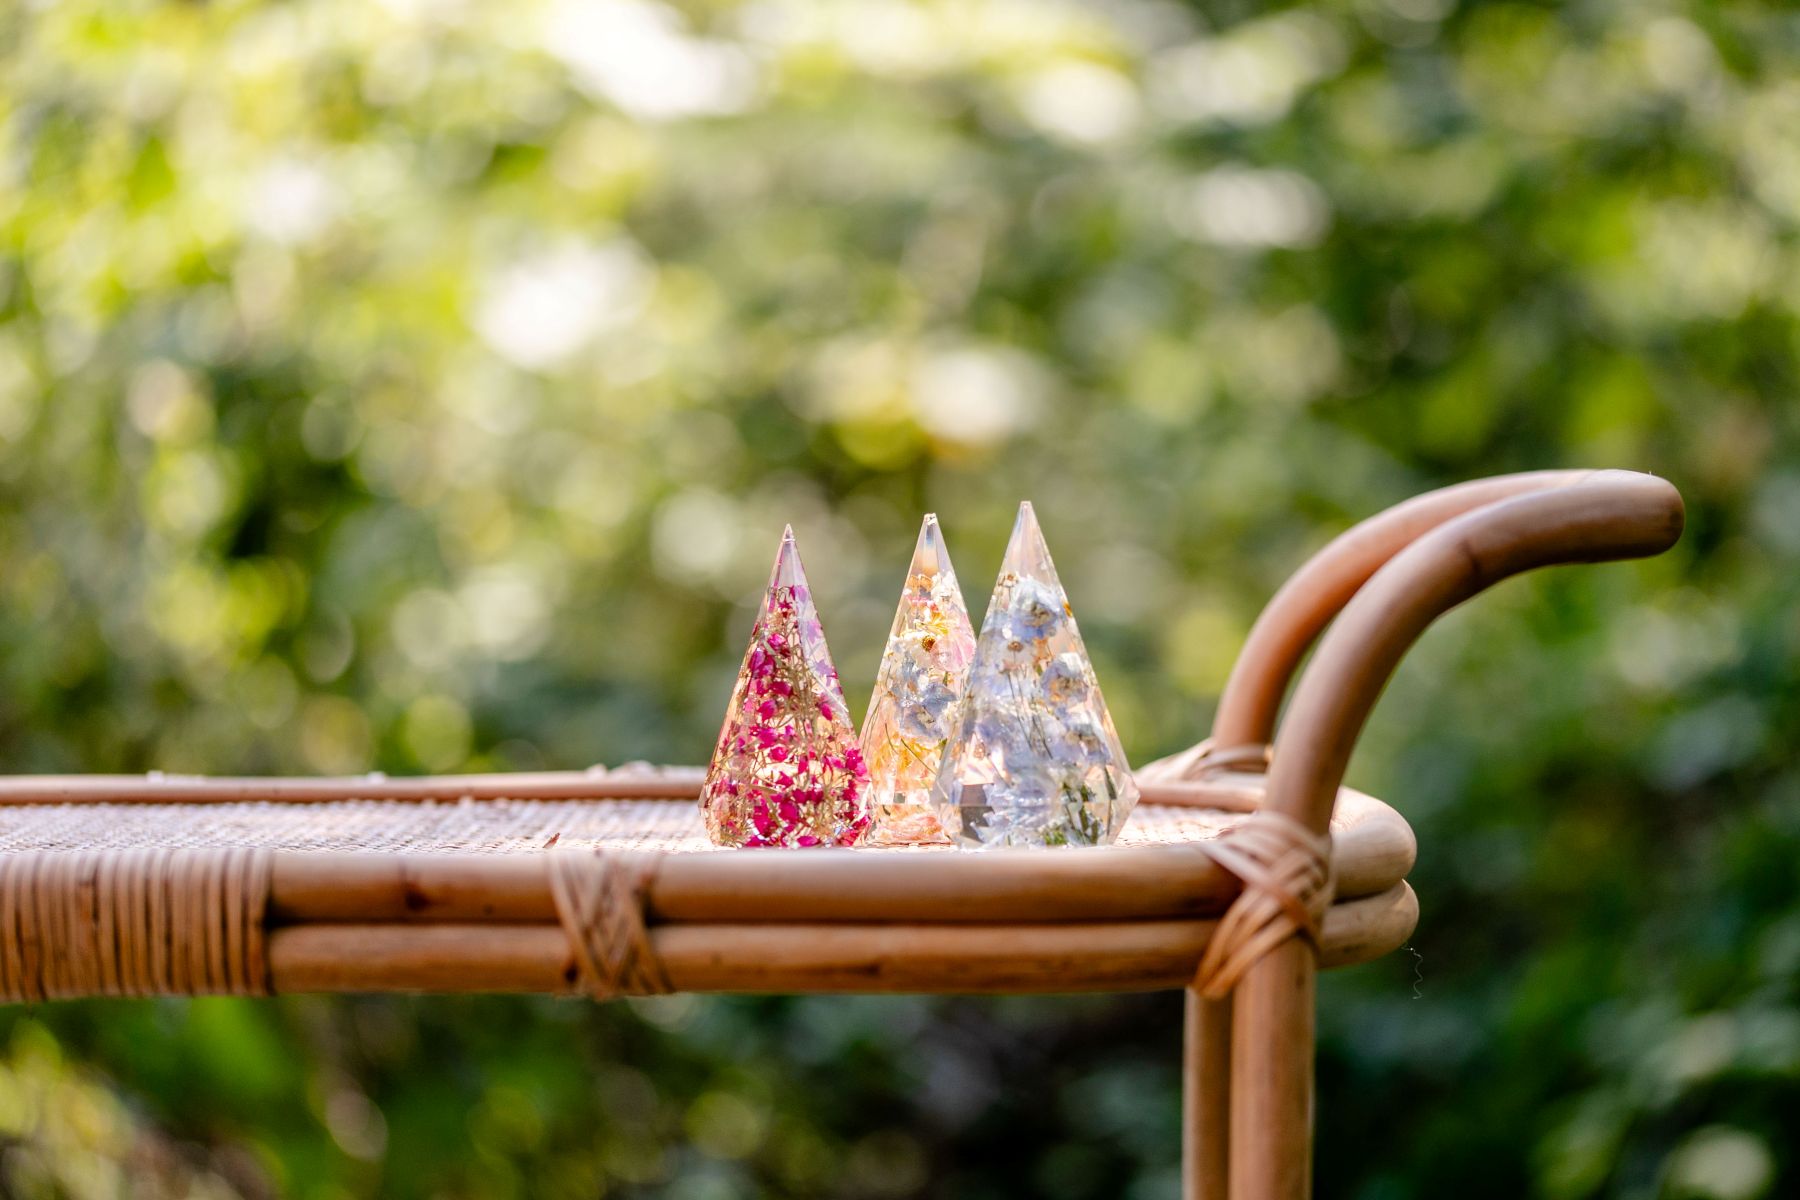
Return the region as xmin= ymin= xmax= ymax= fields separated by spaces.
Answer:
xmin=0 ymin=797 xmax=1252 ymax=855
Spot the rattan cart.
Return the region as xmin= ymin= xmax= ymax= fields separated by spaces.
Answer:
xmin=0 ymin=468 xmax=1683 ymax=1200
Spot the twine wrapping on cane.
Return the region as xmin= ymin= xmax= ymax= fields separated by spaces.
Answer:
xmin=0 ymin=848 xmax=273 ymax=1003
xmin=1193 ymin=741 xmax=1273 ymax=776
xmin=1140 ymin=738 xmax=1273 ymax=783
xmin=1192 ymin=811 xmax=1334 ymax=998
xmin=548 ymin=848 xmax=672 ymax=999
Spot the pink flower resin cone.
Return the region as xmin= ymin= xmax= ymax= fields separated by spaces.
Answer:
xmin=701 ymin=526 xmax=870 ymax=847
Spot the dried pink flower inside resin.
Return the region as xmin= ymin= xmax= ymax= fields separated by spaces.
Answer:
xmin=701 ymin=526 xmax=870 ymax=848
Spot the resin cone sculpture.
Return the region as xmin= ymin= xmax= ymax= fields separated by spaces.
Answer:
xmin=859 ymin=515 xmax=977 ymax=844
xmin=701 ymin=527 xmax=870 ymax=847
xmin=929 ymin=502 xmax=1139 ymax=847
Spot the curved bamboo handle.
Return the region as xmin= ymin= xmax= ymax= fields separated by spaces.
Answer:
xmin=1211 ymin=469 xmax=1617 ymax=750
xmin=1147 ymin=471 xmax=1612 ymax=782
xmin=1263 ymin=469 xmax=1683 ymax=836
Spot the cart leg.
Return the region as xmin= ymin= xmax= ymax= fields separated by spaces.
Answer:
xmin=1184 ymin=989 xmax=1232 ymax=1200
xmin=1228 ymin=941 xmax=1315 ymax=1200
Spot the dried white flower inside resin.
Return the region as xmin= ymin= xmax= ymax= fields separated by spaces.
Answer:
xmin=930 ymin=502 xmax=1139 ymax=848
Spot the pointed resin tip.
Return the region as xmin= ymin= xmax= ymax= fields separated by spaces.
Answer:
xmin=929 ymin=503 xmax=1139 ymax=848
xmin=914 ymin=514 xmax=947 ymax=575
xmin=859 ymin=514 xmax=977 ymax=844
xmin=1001 ymin=500 xmax=1061 ymax=587
xmin=701 ymin=527 xmax=870 ymax=848
xmin=768 ymin=524 xmax=808 ymax=593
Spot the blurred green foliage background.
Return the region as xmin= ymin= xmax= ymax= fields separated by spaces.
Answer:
xmin=0 ymin=0 xmax=1795 ymax=1195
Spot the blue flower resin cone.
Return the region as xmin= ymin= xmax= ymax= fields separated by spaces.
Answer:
xmin=859 ymin=514 xmax=976 ymax=845
xmin=700 ymin=527 xmax=870 ymax=848
xmin=928 ymin=502 xmax=1139 ymax=848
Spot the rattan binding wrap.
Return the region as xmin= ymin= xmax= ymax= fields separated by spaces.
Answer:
xmin=549 ymin=849 xmax=672 ymax=999
xmin=1190 ymin=811 xmax=1332 ymax=998
xmin=0 ymin=847 xmax=272 ymax=1002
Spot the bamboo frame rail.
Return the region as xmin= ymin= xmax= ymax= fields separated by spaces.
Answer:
xmin=0 ymin=769 xmax=708 ymax=805
xmin=0 ymin=771 xmax=1270 ymax=810
xmin=267 ymin=883 xmax=1417 ymax=995
xmin=253 ymin=786 xmax=1410 ymax=925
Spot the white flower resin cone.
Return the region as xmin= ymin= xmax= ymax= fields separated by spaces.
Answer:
xmin=929 ymin=502 xmax=1139 ymax=847
xmin=859 ymin=514 xmax=976 ymax=844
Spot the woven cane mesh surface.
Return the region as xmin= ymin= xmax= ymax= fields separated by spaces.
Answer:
xmin=0 ymin=799 xmax=1246 ymax=855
